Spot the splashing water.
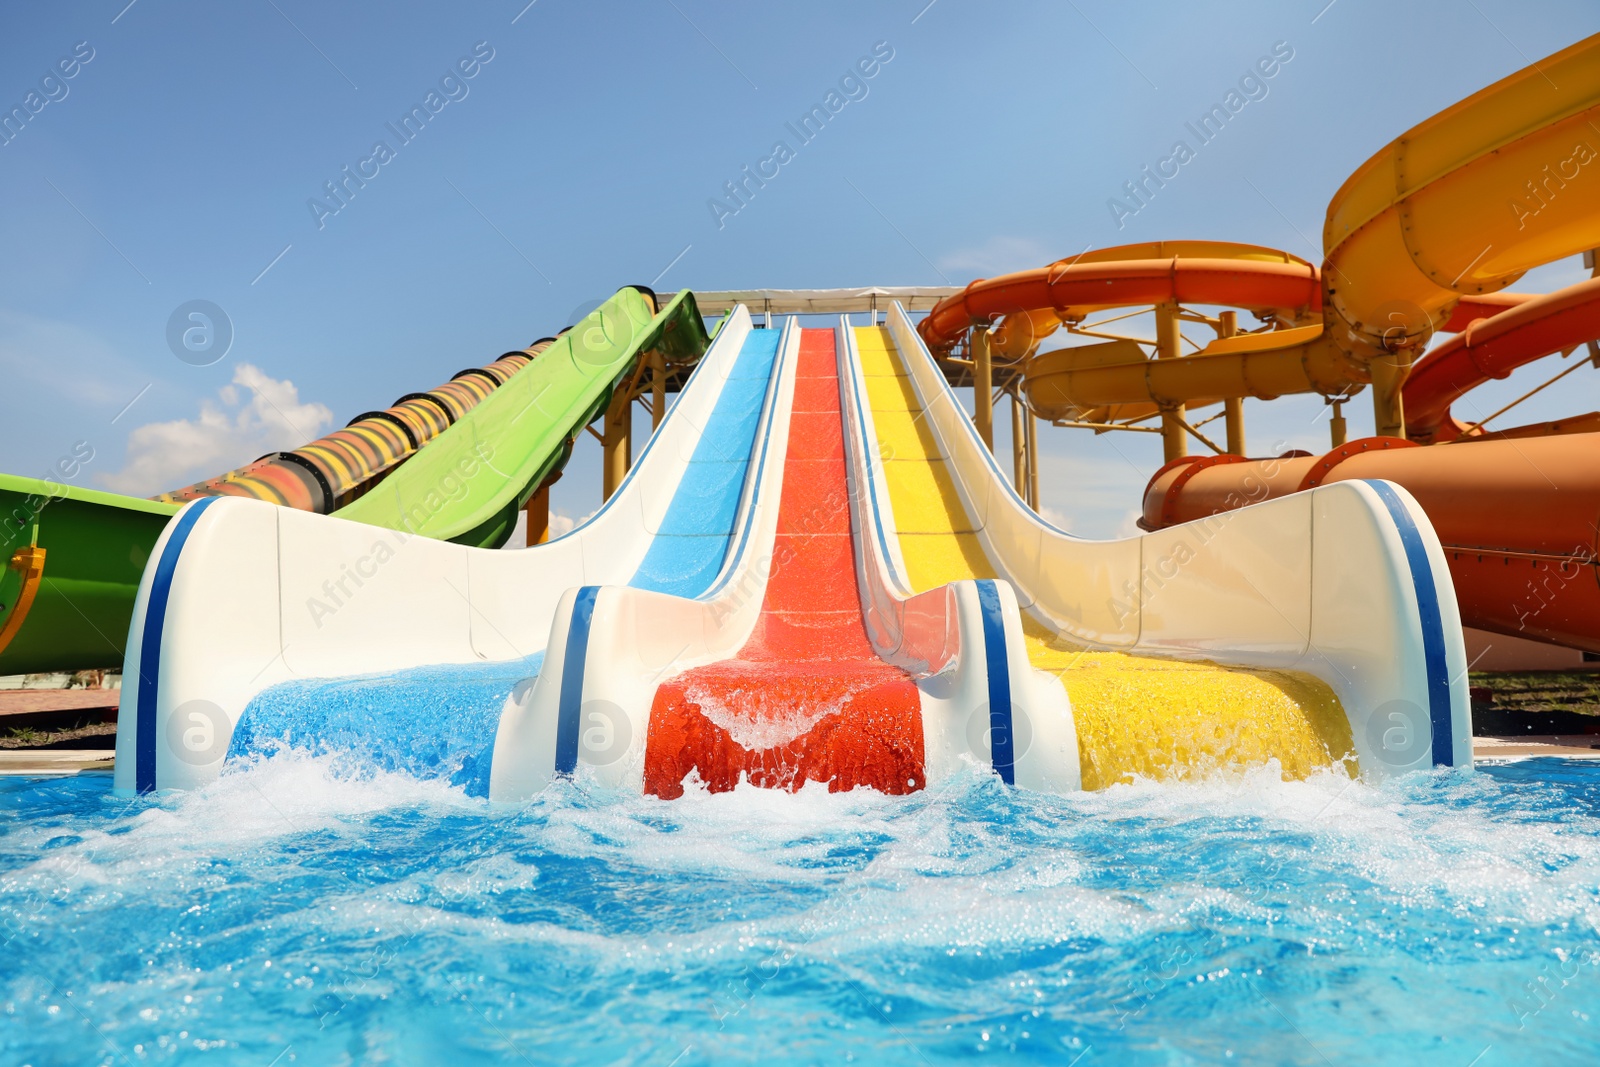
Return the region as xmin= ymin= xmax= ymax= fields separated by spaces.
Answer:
xmin=3 ymin=753 xmax=1600 ymax=1065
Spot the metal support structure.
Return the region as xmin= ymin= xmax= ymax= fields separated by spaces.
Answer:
xmin=1329 ymin=400 xmax=1348 ymax=448
xmin=1025 ymin=400 xmax=1039 ymax=509
xmin=1370 ymin=348 xmax=1414 ymax=438
xmin=524 ymin=472 xmax=560 ymax=546
xmin=1155 ymin=303 xmax=1186 ymax=462
xmin=972 ymin=326 xmax=994 ymax=451
xmin=601 ymin=390 xmax=632 ymax=501
xmin=1218 ymin=311 xmax=1246 ymax=455
xmin=1010 ymin=390 xmax=1026 ymax=491
xmin=650 ymin=348 xmax=666 ymax=431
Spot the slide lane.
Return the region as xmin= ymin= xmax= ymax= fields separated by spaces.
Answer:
xmin=856 ymin=326 xmax=1350 ymax=789
xmin=643 ymin=329 xmax=925 ymax=797
xmin=227 ymin=323 xmax=784 ymax=793
xmin=487 ymin=316 xmax=1037 ymax=801
xmin=116 ymin=309 xmax=777 ymax=794
xmin=334 ymin=289 xmax=709 ymax=548
xmin=871 ymin=302 xmax=1471 ymax=780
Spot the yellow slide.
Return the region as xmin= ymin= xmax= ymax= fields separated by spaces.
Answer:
xmin=856 ymin=325 xmax=1353 ymax=789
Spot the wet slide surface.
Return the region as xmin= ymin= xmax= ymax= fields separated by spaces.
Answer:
xmin=229 ymin=328 xmax=784 ymax=793
xmin=630 ymin=328 xmax=779 ymax=596
xmin=857 ymin=327 xmax=1352 ymax=788
xmin=644 ymin=330 xmax=925 ymax=798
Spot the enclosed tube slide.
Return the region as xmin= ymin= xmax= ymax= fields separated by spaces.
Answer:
xmin=1143 ymin=434 xmax=1600 ymax=652
xmin=159 ymin=347 xmax=548 ymax=513
xmin=919 ymin=33 xmax=1600 ymax=417
xmin=114 ymin=306 xmax=765 ymax=794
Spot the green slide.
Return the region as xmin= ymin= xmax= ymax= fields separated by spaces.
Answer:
xmin=0 ymin=288 xmax=711 ymax=674
xmin=0 ymin=478 xmax=176 ymax=674
xmin=333 ymin=287 xmax=710 ymax=547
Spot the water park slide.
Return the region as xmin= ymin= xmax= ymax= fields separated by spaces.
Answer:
xmin=864 ymin=305 xmax=1468 ymax=782
xmin=0 ymin=288 xmax=704 ymax=676
xmin=1403 ymin=274 xmax=1600 ymax=444
xmin=0 ymin=334 xmax=527 ymax=674
xmin=491 ymin=310 xmax=1467 ymax=796
xmin=117 ymin=293 xmax=1468 ymax=796
xmin=921 ymin=33 xmax=1600 ymax=428
xmin=489 ymin=318 xmax=1077 ymax=799
xmin=329 ymin=287 xmax=709 ymax=547
xmin=112 ymin=305 xmax=773 ymax=793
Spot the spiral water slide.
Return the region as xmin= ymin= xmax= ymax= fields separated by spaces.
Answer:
xmin=922 ymin=33 xmax=1600 ymax=653
xmin=923 ymin=33 xmax=1600 ymax=423
xmin=0 ymin=288 xmax=705 ymax=675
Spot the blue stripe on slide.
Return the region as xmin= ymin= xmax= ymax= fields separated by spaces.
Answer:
xmin=553 ymin=585 xmax=600 ymax=776
xmin=1365 ymin=480 xmax=1455 ymax=766
xmin=975 ymin=579 xmax=1015 ymax=785
xmin=135 ymin=497 xmax=220 ymax=794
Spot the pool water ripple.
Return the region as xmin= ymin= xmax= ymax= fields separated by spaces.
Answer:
xmin=3 ymin=754 xmax=1599 ymax=1064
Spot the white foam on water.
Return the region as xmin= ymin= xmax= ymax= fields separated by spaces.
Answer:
xmin=682 ymin=680 xmax=850 ymax=751
xmin=11 ymin=748 xmax=1600 ymax=981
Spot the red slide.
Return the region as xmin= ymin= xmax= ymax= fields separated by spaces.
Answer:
xmin=643 ymin=329 xmax=926 ymax=798
xmin=1404 ymin=276 xmax=1600 ymax=442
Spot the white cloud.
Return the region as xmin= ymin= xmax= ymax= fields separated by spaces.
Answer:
xmin=1113 ymin=508 xmax=1145 ymax=539
xmin=98 ymin=363 xmax=333 ymax=496
xmin=936 ymin=235 xmax=1054 ymax=278
xmin=502 ymin=507 xmax=597 ymax=549
xmin=1037 ymin=504 xmax=1074 ymax=533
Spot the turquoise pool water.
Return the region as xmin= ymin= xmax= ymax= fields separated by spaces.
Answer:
xmin=3 ymin=756 xmax=1598 ymax=1065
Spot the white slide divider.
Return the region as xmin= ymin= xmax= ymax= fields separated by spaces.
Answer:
xmin=115 ymin=307 xmax=767 ymax=794
xmin=885 ymin=302 xmax=1472 ymax=775
xmin=488 ymin=318 xmax=803 ymax=800
xmin=836 ymin=319 xmax=1081 ymax=792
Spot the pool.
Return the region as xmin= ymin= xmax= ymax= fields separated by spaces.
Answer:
xmin=3 ymin=755 xmax=1598 ymax=1065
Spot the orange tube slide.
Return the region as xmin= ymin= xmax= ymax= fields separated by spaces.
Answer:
xmin=1403 ymin=276 xmax=1600 ymax=442
xmin=1143 ymin=434 xmax=1600 ymax=651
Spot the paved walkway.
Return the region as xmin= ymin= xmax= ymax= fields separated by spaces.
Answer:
xmin=1472 ymin=735 xmax=1600 ymax=760
xmin=0 ymin=749 xmax=115 ymax=776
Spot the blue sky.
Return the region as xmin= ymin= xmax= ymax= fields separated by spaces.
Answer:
xmin=1 ymin=0 xmax=1595 ymax=539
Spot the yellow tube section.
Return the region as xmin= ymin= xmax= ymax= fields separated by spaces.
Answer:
xmin=1325 ymin=32 xmax=1600 ymax=356
xmin=1021 ymin=33 xmax=1600 ymax=419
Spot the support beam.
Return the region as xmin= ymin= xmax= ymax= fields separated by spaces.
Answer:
xmin=1010 ymin=390 xmax=1026 ymax=491
xmin=650 ymin=348 xmax=666 ymax=431
xmin=972 ymin=325 xmax=993 ymax=451
xmin=601 ymin=390 xmax=632 ymax=500
xmin=1370 ymin=349 xmax=1414 ymax=438
xmin=1329 ymin=400 xmax=1348 ymax=448
xmin=524 ymin=471 xmax=560 ymax=546
xmin=1025 ymin=401 xmax=1039 ymax=509
xmin=1218 ymin=311 xmax=1246 ymax=455
xmin=1155 ymin=303 xmax=1186 ymax=463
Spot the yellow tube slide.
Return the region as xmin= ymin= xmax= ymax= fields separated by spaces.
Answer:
xmin=1017 ymin=32 xmax=1600 ymax=418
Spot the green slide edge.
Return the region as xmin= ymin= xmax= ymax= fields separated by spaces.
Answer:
xmin=332 ymin=287 xmax=711 ymax=548
xmin=0 ymin=288 xmax=711 ymax=672
xmin=0 ymin=474 xmax=178 ymax=673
